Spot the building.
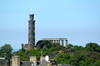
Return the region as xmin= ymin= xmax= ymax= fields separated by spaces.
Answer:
xmin=22 ymin=12 xmax=39 ymax=50
xmin=0 ymin=56 xmax=71 ymax=66
xmin=22 ymin=12 xmax=68 ymax=50
xmin=42 ymin=38 xmax=68 ymax=47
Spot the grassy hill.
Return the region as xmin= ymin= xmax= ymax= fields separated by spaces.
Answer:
xmin=13 ymin=40 xmax=100 ymax=66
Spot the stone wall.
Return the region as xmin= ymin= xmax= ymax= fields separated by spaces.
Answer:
xmin=22 ymin=44 xmax=28 ymax=50
xmin=30 ymin=56 xmax=37 ymax=65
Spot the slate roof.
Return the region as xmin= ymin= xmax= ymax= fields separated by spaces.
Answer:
xmin=39 ymin=59 xmax=50 ymax=66
xmin=20 ymin=61 xmax=34 ymax=66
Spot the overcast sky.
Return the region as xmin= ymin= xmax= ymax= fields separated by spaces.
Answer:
xmin=0 ymin=0 xmax=100 ymax=51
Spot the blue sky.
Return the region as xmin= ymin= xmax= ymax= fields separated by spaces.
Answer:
xmin=0 ymin=0 xmax=100 ymax=51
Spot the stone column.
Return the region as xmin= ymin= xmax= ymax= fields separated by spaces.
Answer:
xmin=30 ymin=56 xmax=37 ymax=65
xmin=21 ymin=44 xmax=24 ymax=49
xmin=12 ymin=56 xmax=20 ymax=66
xmin=51 ymin=40 xmax=53 ymax=44
xmin=62 ymin=40 xmax=64 ymax=46
xmin=55 ymin=40 xmax=57 ymax=43
xmin=57 ymin=40 xmax=58 ymax=43
xmin=54 ymin=40 xmax=56 ymax=43
xmin=66 ymin=40 xmax=68 ymax=47
xmin=58 ymin=40 xmax=60 ymax=44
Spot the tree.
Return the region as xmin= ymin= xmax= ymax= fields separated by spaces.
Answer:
xmin=0 ymin=44 xmax=13 ymax=53
xmin=85 ymin=42 xmax=100 ymax=52
xmin=73 ymin=45 xmax=84 ymax=50
xmin=66 ymin=44 xmax=73 ymax=49
xmin=52 ymin=43 xmax=65 ymax=51
xmin=20 ymin=48 xmax=26 ymax=52
xmin=55 ymin=52 xmax=70 ymax=64
xmin=94 ymin=60 xmax=100 ymax=66
xmin=29 ymin=49 xmax=39 ymax=56
xmin=42 ymin=46 xmax=47 ymax=51
xmin=69 ymin=51 xmax=93 ymax=66
xmin=42 ymin=40 xmax=52 ymax=48
xmin=36 ymin=40 xmax=52 ymax=49
xmin=52 ymin=43 xmax=60 ymax=47
xmin=0 ymin=44 xmax=13 ymax=58
xmin=29 ymin=49 xmax=40 ymax=60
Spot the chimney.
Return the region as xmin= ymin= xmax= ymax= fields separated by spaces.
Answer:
xmin=12 ymin=56 xmax=20 ymax=66
xmin=30 ymin=56 xmax=37 ymax=65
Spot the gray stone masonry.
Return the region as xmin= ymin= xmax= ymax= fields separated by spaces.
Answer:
xmin=12 ymin=56 xmax=20 ymax=66
xmin=28 ymin=14 xmax=35 ymax=50
xmin=42 ymin=38 xmax=68 ymax=47
xmin=30 ymin=56 xmax=37 ymax=65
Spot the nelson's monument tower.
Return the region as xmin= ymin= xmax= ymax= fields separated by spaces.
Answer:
xmin=22 ymin=12 xmax=39 ymax=50
xmin=21 ymin=11 xmax=68 ymax=50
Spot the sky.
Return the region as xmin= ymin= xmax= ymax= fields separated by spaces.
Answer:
xmin=0 ymin=0 xmax=100 ymax=51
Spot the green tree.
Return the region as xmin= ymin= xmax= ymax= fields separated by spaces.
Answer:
xmin=94 ymin=60 xmax=100 ymax=66
xmin=66 ymin=44 xmax=73 ymax=49
xmin=69 ymin=51 xmax=93 ymax=66
xmin=42 ymin=46 xmax=47 ymax=51
xmin=29 ymin=49 xmax=40 ymax=60
xmin=36 ymin=40 xmax=52 ymax=49
xmin=15 ymin=50 xmax=29 ymax=61
xmin=73 ymin=45 xmax=84 ymax=50
xmin=20 ymin=48 xmax=26 ymax=52
xmin=55 ymin=52 xmax=70 ymax=64
xmin=29 ymin=49 xmax=39 ymax=56
xmin=52 ymin=43 xmax=65 ymax=51
xmin=0 ymin=44 xmax=13 ymax=58
xmin=85 ymin=42 xmax=100 ymax=52
xmin=52 ymin=43 xmax=60 ymax=47
xmin=0 ymin=44 xmax=13 ymax=53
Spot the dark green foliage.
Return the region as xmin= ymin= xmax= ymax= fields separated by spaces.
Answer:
xmin=36 ymin=40 xmax=52 ymax=49
xmin=94 ymin=60 xmax=100 ymax=66
xmin=20 ymin=48 xmax=26 ymax=52
xmin=29 ymin=49 xmax=39 ymax=56
xmin=52 ymin=43 xmax=65 ymax=51
xmin=85 ymin=42 xmax=100 ymax=52
xmin=52 ymin=43 xmax=61 ymax=47
xmin=1 ymin=42 xmax=99 ymax=66
xmin=16 ymin=51 xmax=29 ymax=61
xmin=55 ymin=52 xmax=70 ymax=64
xmin=66 ymin=44 xmax=73 ymax=49
xmin=0 ymin=44 xmax=13 ymax=59
xmin=42 ymin=46 xmax=47 ymax=51
xmin=73 ymin=45 xmax=84 ymax=50
xmin=0 ymin=44 xmax=13 ymax=53
xmin=29 ymin=49 xmax=40 ymax=60
xmin=69 ymin=51 xmax=93 ymax=66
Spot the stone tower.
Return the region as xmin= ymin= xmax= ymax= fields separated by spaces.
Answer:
xmin=28 ymin=13 xmax=35 ymax=50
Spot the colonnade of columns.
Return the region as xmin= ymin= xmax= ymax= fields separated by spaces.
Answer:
xmin=42 ymin=38 xmax=68 ymax=47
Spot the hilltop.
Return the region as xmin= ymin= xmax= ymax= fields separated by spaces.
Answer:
xmin=0 ymin=40 xmax=100 ymax=66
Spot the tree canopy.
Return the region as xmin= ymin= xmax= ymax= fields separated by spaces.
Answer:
xmin=0 ymin=44 xmax=13 ymax=58
xmin=36 ymin=40 xmax=52 ymax=49
xmin=1 ymin=42 xmax=100 ymax=66
xmin=85 ymin=42 xmax=100 ymax=52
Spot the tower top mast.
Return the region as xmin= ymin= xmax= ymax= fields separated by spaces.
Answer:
xmin=31 ymin=9 xmax=33 ymax=14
